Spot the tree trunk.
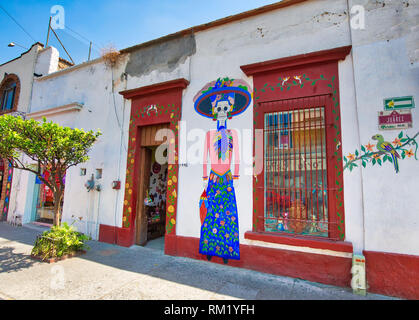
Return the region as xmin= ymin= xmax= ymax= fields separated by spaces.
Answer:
xmin=53 ymin=190 xmax=63 ymax=226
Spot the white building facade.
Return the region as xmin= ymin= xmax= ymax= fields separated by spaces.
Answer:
xmin=7 ymin=0 xmax=419 ymax=299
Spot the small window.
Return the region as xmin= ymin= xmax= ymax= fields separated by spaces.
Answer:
xmin=1 ymin=82 xmax=16 ymax=111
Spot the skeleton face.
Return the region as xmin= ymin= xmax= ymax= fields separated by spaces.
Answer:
xmin=214 ymin=100 xmax=231 ymax=120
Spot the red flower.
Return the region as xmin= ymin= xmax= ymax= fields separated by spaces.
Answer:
xmin=220 ymin=220 xmax=225 ymax=226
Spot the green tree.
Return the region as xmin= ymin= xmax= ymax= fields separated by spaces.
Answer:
xmin=0 ymin=115 xmax=101 ymax=226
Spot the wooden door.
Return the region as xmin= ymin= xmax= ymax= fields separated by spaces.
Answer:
xmin=135 ymin=147 xmax=152 ymax=245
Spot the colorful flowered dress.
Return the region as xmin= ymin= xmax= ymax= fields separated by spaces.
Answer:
xmin=199 ymin=126 xmax=240 ymax=260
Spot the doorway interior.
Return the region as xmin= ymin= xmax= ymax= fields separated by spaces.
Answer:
xmin=135 ymin=124 xmax=169 ymax=250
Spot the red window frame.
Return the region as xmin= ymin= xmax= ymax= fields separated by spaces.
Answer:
xmin=241 ymin=46 xmax=351 ymax=243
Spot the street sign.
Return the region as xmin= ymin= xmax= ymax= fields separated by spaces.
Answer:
xmin=384 ymin=96 xmax=415 ymax=110
xmin=378 ymin=109 xmax=413 ymax=130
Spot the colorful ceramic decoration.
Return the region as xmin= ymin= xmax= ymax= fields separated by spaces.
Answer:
xmin=194 ymin=77 xmax=252 ymax=263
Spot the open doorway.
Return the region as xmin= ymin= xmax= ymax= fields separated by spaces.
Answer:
xmin=135 ymin=124 xmax=169 ymax=250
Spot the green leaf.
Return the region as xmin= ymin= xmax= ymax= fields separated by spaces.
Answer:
xmin=372 ymin=158 xmax=376 ymax=165
xmin=362 ymin=160 xmax=366 ymax=168
xmin=377 ymin=158 xmax=382 ymax=166
xmin=361 ymin=145 xmax=366 ymax=152
xmin=398 ymin=131 xmax=403 ymax=139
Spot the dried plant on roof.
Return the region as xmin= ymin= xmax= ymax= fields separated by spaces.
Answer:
xmin=100 ymin=45 xmax=122 ymax=68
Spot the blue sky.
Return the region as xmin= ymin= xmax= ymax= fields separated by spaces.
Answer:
xmin=0 ymin=0 xmax=279 ymax=65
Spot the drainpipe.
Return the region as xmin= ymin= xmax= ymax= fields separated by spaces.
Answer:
xmin=346 ymin=0 xmax=366 ymax=254
xmin=346 ymin=0 xmax=367 ymax=296
xmin=112 ymin=65 xmax=128 ymax=244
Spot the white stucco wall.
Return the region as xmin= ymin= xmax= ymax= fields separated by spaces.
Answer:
xmin=29 ymin=57 xmax=131 ymax=237
xmin=17 ymin=0 xmax=419 ymax=258
xmin=176 ymin=0 xmax=353 ymax=245
xmin=347 ymin=0 xmax=419 ymax=255
xmin=1 ymin=44 xmax=41 ymax=223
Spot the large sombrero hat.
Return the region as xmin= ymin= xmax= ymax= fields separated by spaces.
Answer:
xmin=193 ymin=77 xmax=252 ymax=119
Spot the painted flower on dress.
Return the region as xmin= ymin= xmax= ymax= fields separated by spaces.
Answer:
xmin=220 ymin=220 xmax=225 ymax=226
xmin=213 ymin=228 xmax=217 ymax=234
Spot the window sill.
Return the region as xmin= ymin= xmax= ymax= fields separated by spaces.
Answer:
xmin=244 ymin=231 xmax=353 ymax=253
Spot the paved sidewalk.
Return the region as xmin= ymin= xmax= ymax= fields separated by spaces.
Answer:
xmin=0 ymin=222 xmax=397 ymax=300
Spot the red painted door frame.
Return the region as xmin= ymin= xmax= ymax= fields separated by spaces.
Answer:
xmin=99 ymin=78 xmax=189 ymax=248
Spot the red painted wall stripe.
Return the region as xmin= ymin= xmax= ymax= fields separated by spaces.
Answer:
xmin=364 ymin=250 xmax=419 ymax=300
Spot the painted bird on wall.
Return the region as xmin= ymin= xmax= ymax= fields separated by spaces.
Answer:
xmin=372 ymin=134 xmax=401 ymax=173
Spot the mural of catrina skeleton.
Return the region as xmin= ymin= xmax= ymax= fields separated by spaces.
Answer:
xmin=193 ymin=77 xmax=252 ymax=264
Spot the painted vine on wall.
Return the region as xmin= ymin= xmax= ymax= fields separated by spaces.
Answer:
xmin=344 ymin=131 xmax=419 ymax=172
xmin=122 ymin=102 xmax=180 ymax=235
xmin=253 ymin=73 xmax=345 ymax=240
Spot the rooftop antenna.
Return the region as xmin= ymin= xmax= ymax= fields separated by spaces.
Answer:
xmin=45 ymin=16 xmax=51 ymax=47
xmin=88 ymin=41 xmax=92 ymax=61
xmin=45 ymin=16 xmax=75 ymax=65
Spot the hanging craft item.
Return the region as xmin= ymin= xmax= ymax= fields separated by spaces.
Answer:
xmin=144 ymin=189 xmax=154 ymax=206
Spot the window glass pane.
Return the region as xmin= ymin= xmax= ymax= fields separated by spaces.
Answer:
xmin=264 ymin=107 xmax=328 ymax=237
xmin=1 ymin=83 xmax=16 ymax=111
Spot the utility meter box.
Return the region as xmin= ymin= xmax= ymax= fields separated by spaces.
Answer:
xmin=351 ymin=254 xmax=367 ymax=296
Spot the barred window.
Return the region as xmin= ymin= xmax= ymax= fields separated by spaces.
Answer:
xmin=258 ymin=94 xmax=341 ymax=239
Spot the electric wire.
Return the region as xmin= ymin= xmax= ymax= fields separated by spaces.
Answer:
xmin=0 ymin=5 xmax=37 ymax=43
